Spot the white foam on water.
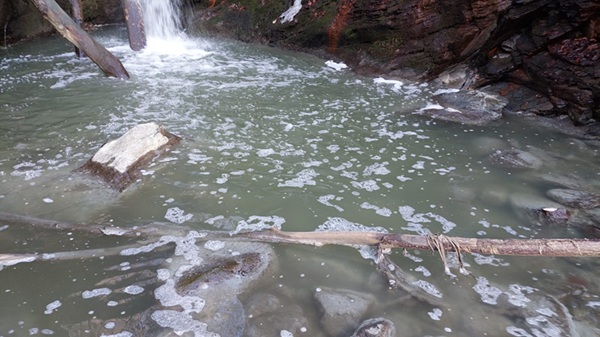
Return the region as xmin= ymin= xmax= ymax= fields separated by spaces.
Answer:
xmin=506 ymin=284 xmax=536 ymax=308
xmin=398 ymin=205 xmax=431 ymax=223
xmin=360 ymin=202 xmax=392 ymax=217
xmin=278 ymin=168 xmax=318 ymax=188
xmin=151 ymin=309 xmax=218 ymax=337
xmin=415 ymin=266 xmax=431 ymax=277
xmin=318 ymin=194 xmax=344 ymax=212
xmin=472 ymin=253 xmax=510 ymax=267
xmin=472 ymin=276 xmax=502 ymax=305
xmin=586 ymin=301 xmax=600 ymax=308
xmin=165 ymin=207 xmax=193 ymax=224
xmin=100 ymin=332 xmax=133 ymax=337
xmin=428 ymin=308 xmax=443 ymax=321
xmin=43 ymin=300 xmax=61 ymax=315
xmin=506 ymin=326 xmax=533 ymax=337
xmin=232 ymin=215 xmax=286 ymax=234
xmin=123 ymin=285 xmax=145 ymax=295
xmin=82 ymin=288 xmax=112 ymax=299
xmin=204 ymin=240 xmax=225 ymax=251
xmin=257 ymin=148 xmax=276 ymax=157
xmin=325 ymin=60 xmax=348 ymax=71
xmin=316 ymin=217 xmax=387 ymax=233
xmin=412 ymin=280 xmax=442 ymax=298
xmin=362 ymin=162 xmax=390 ymax=176
xmin=350 ymin=179 xmax=380 ymax=192
xmin=280 ymin=330 xmax=294 ymax=337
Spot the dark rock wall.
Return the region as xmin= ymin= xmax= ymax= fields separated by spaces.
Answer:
xmin=192 ymin=0 xmax=599 ymax=124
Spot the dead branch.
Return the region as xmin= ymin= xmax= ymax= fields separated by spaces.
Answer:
xmin=241 ymin=229 xmax=600 ymax=257
xmin=3 ymin=212 xmax=600 ymax=257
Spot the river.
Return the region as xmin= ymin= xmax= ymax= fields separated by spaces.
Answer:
xmin=0 ymin=11 xmax=599 ymax=337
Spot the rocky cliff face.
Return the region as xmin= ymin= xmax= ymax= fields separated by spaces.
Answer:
xmin=191 ymin=0 xmax=599 ymax=125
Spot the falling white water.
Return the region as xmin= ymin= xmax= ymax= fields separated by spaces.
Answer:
xmin=138 ymin=0 xmax=206 ymax=55
xmin=142 ymin=0 xmax=184 ymax=40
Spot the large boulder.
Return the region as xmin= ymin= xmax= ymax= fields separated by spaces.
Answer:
xmin=76 ymin=123 xmax=180 ymax=191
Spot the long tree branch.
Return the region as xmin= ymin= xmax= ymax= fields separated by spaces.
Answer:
xmin=2 ymin=212 xmax=600 ymax=258
xmin=242 ymin=229 xmax=600 ymax=257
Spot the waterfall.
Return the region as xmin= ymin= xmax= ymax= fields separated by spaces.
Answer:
xmin=142 ymin=0 xmax=185 ymax=40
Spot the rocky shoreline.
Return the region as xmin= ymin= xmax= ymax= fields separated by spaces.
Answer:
xmin=2 ymin=0 xmax=598 ymax=131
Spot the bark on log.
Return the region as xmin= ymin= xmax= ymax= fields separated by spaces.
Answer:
xmin=2 ymin=211 xmax=600 ymax=258
xmin=68 ymin=0 xmax=84 ymax=57
xmin=29 ymin=0 xmax=130 ymax=79
xmin=241 ymin=229 xmax=600 ymax=257
xmin=122 ymin=0 xmax=146 ymax=51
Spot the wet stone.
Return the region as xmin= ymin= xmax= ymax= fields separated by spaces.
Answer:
xmin=509 ymin=193 xmax=567 ymax=224
xmin=244 ymin=293 xmax=308 ymax=337
xmin=546 ymin=189 xmax=600 ymax=209
xmin=176 ymin=252 xmax=262 ymax=296
xmin=314 ymin=287 xmax=376 ymax=337
xmin=415 ymin=90 xmax=506 ymax=126
xmin=351 ymin=317 xmax=395 ymax=337
xmin=76 ymin=122 xmax=180 ymax=191
xmin=489 ymin=148 xmax=543 ymax=169
xmin=164 ymin=241 xmax=277 ymax=337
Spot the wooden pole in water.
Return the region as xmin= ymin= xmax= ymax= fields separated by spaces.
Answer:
xmin=122 ymin=0 xmax=146 ymax=51
xmin=68 ymin=0 xmax=84 ymax=57
xmin=29 ymin=0 xmax=130 ymax=79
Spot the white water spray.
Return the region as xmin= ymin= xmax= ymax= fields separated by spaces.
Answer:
xmin=142 ymin=0 xmax=185 ymax=40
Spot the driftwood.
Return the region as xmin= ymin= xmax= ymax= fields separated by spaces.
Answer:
xmin=2 ymin=212 xmax=600 ymax=262
xmin=29 ymin=0 xmax=130 ymax=79
xmin=2 ymin=211 xmax=599 ymax=310
xmin=241 ymin=229 xmax=600 ymax=257
xmin=122 ymin=0 xmax=146 ymax=51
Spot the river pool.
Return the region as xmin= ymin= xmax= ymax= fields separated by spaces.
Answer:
xmin=1 ymin=23 xmax=599 ymax=337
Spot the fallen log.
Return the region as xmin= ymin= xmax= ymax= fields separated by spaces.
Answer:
xmin=29 ymin=0 xmax=130 ymax=79
xmin=242 ymin=229 xmax=600 ymax=257
xmin=122 ymin=0 xmax=146 ymax=51
xmin=2 ymin=211 xmax=600 ymax=258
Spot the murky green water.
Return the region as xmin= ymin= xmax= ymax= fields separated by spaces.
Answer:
xmin=1 ymin=26 xmax=599 ymax=337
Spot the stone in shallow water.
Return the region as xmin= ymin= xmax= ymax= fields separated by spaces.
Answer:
xmin=546 ymin=189 xmax=600 ymax=209
xmin=76 ymin=122 xmax=180 ymax=191
xmin=415 ymin=90 xmax=506 ymax=126
xmin=351 ymin=317 xmax=395 ymax=337
xmin=489 ymin=148 xmax=543 ymax=169
xmin=244 ymin=293 xmax=308 ymax=337
xmin=314 ymin=287 xmax=376 ymax=336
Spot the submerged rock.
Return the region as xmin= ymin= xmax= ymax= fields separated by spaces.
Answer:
xmin=76 ymin=123 xmax=180 ymax=191
xmin=509 ymin=193 xmax=570 ymax=225
xmin=489 ymin=148 xmax=543 ymax=169
xmin=351 ymin=317 xmax=395 ymax=337
xmin=546 ymin=189 xmax=600 ymax=209
xmin=415 ymin=90 xmax=506 ymax=126
xmin=244 ymin=293 xmax=308 ymax=337
xmin=314 ymin=287 xmax=376 ymax=336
